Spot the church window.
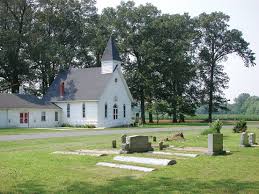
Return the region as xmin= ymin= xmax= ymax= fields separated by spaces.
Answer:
xmin=67 ymin=103 xmax=70 ymax=118
xmin=105 ymin=103 xmax=108 ymax=118
xmin=55 ymin=112 xmax=58 ymax=121
xmin=82 ymin=103 xmax=86 ymax=118
xmin=113 ymin=104 xmax=118 ymax=120
xmin=123 ymin=104 xmax=126 ymax=118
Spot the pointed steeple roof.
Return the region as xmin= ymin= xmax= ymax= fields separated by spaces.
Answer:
xmin=101 ymin=36 xmax=121 ymax=62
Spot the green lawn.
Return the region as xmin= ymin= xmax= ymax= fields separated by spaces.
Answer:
xmin=0 ymin=127 xmax=259 ymax=193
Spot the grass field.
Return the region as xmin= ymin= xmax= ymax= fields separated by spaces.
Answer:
xmin=185 ymin=114 xmax=259 ymax=121
xmin=0 ymin=126 xmax=259 ymax=193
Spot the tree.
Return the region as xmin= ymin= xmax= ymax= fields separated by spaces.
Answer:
xmin=149 ymin=14 xmax=199 ymax=122
xmin=0 ymin=0 xmax=34 ymax=92
xmin=196 ymin=12 xmax=256 ymax=122
xmin=27 ymin=0 xmax=97 ymax=95
xmin=100 ymin=1 xmax=161 ymax=124
xmin=232 ymin=93 xmax=250 ymax=113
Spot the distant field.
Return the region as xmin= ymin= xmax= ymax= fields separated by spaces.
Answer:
xmin=185 ymin=114 xmax=259 ymax=121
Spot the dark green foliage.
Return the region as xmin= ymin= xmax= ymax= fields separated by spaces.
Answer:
xmin=196 ymin=12 xmax=256 ymax=122
xmin=233 ymin=120 xmax=247 ymax=133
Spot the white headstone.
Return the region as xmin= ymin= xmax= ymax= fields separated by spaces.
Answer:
xmin=240 ymin=132 xmax=250 ymax=147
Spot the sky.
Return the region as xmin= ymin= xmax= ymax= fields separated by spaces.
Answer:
xmin=96 ymin=0 xmax=259 ymax=103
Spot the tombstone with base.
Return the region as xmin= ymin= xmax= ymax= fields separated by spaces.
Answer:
xmin=248 ymin=133 xmax=256 ymax=146
xmin=207 ymin=133 xmax=226 ymax=156
xmin=120 ymin=135 xmax=154 ymax=153
xmin=240 ymin=132 xmax=250 ymax=147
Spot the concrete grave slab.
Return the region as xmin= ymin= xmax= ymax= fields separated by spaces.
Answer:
xmin=113 ymin=156 xmax=176 ymax=166
xmin=76 ymin=149 xmax=120 ymax=155
xmin=53 ymin=151 xmax=106 ymax=157
xmin=147 ymin=151 xmax=199 ymax=158
xmin=96 ymin=162 xmax=155 ymax=172
xmin=170 ymin=146 xmax=208 ymax=153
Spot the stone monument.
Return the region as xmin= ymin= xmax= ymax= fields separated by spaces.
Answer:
xmin=240 ymin=132 xmax=250 ymax=147
xmin=207 ymin=133 xmax=226 ymax=155
xmin=248 ymin=133 xmax=256 ymax=146
xmin=120 ymin=135 xmax=154 ymax=153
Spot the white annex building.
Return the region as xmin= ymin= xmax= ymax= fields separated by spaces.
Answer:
xmin=0 ymin=37 xmax=134 ymax=128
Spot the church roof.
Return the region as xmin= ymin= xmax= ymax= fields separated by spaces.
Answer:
xmin=0 ymin=93 xmax=60 ymax=109
xmin=101 ymin=36 xmax=121 ymax=61
xmin=43 ymin=67 xmax=113 ymax=102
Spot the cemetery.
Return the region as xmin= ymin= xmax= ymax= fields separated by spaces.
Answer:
xmin=0 ymin=124 xmax=259 ymax=193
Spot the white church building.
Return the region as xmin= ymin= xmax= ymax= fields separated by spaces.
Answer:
xmin=0 ymin=37 xmax=134 ymax=128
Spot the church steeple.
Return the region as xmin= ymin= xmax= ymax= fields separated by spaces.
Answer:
xmin=101 ymin=36 xmax=121 ymax=74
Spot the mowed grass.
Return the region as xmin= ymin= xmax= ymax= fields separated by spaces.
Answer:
xmin=0 ymin=128 xmax=259 ymax=193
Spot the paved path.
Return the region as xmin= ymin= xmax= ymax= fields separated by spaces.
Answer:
xmin=0 ymin=125 xmax=257 ymax=142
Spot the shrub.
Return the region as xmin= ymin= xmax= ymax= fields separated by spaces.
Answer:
xmin=61 ymin=123 xmax=74 ymax=127
xmin=201 ymin=120 xmax=223 ymax=135
xmin=61 ymin=123 xmax=96 ymax=128
xmin=201 ymin=128 xmax=215 ymax=135
xmin=233 ymin=120 xmax=247 ymax=133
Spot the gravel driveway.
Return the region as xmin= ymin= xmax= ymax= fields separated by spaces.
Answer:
xmin=0 ymin=125 xmax=245 ymax=142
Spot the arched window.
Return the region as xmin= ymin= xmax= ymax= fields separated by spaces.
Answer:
xmin=67 ymin=103 xmax=70 ymax=118
xmin=123 ymin=104 xmax=126 ymax=118
xmin=82 ymin=103 xmax=86 ymax=118
xmin=105 ymin=103 xmax=108 ymax=118
xmin=113 ymin=104 xmax=118 ymax=120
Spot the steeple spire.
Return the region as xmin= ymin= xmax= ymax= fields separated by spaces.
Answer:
xmin=101 ymin=36 xmax=121 ymax=62
xmin=101 ymin=35 xmax=122 ymax=74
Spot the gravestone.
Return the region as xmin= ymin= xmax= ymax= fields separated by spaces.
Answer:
xmin=248 ymin=133 xmax=256 ymax=146
xmin=207 ymin=133 xmax=226 ymax=155
xmin=240 ymin=132 xmax=250 ymax=147
xmin=159 ymin=141 xmax=164 ymax=150
xmin=121 ymin=134 xmax=127 ymax=144
xmin=120 ymin=135 xmax=153 ymax=153
xmin=112 ymin=140 xmax=117 ymax=148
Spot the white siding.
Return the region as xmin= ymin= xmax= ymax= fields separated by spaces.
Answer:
xmin=98 ymin=70 xmax=132 ymax=127
xmin=101 ymin=60 xmax=121 ymax=74
xmin=55 ymin=101 xmax=98 ymax=126
xmin=0 ymin=109 xmax=61 ymax=128
xmin=0 ymin=110 xmax=8 ymax=128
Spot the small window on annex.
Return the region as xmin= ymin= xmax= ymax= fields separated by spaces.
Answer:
xmin=41 ymin=112 xmax=46 ymax=121
xmin=113 ymin=104 xmax=118 ymax=120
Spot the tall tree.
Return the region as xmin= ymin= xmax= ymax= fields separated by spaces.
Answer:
xmin=0 ymin=0 xmax=34 ymax=92
xmin=196 ymin=12 xmax=256 ymax=122
xmin=100 ymin=1 xmax=161 ymax=124
xmin=28 ymin=0 xmax=97 ymax=95
xmin=150 ymin=14 xmax=199 ymax=122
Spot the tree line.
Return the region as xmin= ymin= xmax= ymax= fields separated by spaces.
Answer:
xmin=0 ymin=0 xmax=256 ymax=123
xmin=197 ymin=93 xmax=259 ymax=115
